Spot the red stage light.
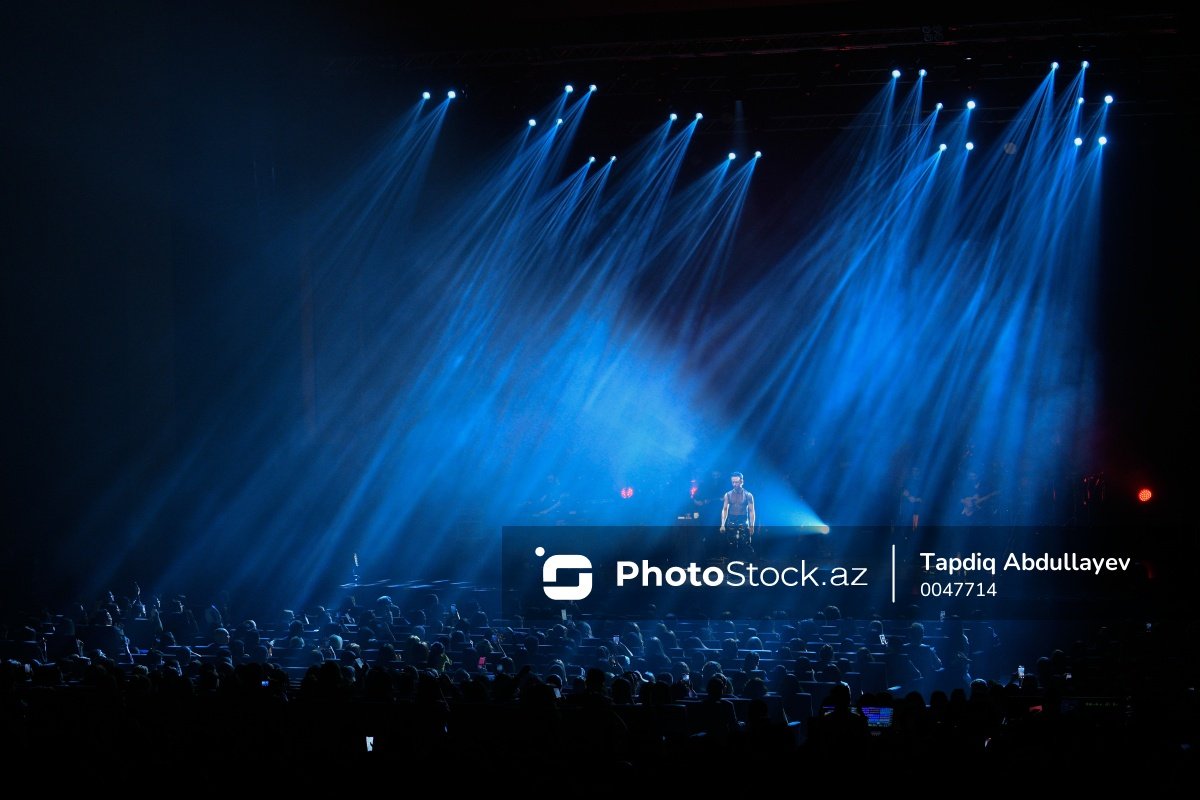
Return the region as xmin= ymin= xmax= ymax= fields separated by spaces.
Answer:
xmin=1137 ymin=488 xmax=1152 ymax=503
xmin=620 ymin=486 xmax=634 ymax=499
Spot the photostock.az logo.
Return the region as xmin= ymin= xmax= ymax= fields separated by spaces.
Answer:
xmin=536 ymin=546 xmax=593 ymax=601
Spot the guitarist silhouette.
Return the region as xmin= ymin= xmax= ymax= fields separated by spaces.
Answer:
xmin=961 ymin=490 xmax=999 ymax=517
xmin=959 ymin=470 xmax=999 ymax=521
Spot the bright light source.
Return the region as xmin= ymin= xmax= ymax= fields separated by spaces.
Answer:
xmin=589 ymin=84 xmax=597 ymax=92
xmin=966 ymin=100 xmax=976 ymax=109
xmin=919 ymin=68 xmax=927 ymax=77
xmin=669 ymin=112 xmax=678 ymax=121
xmin=447 ymin=90 xmax=456 ymax=99
xmin=965 ymin=141 xmax=974 ymax=151
xmin=938 ymin=143 xmax=947 ymax=151
xmin=610 ymin=155 xmax=616 ymax=161
xmin=1082 ymin=60 xmax=1090 ymax=69
xmin=754 ymin=151 xmax=762 ymax=158
xmin=695 ymin=112 xmax=703 ymax=120
xmin=1077 ymin=97 xmax=1085 ymax=105
xmin=891 ymin=69 xmax=901 ymax=78
xmin=556 ymin=118 xmax=563 ymax=125
xmin=935 ymin=102 xmax=943 ymax=110
xmin=588 ymin=156 xmax=596 ymax=163
xmin=564 ymin=84 xmax=574 ymax=94
xmin=1073 ymin=137 xmax=1083 ymax=146
xmin=728 ymin=152 xmax=736 ymax=160
xmin=1138 ymin=488 xmax=1152 ymax=503
xmin=1098 ymin=136 xmax=1108 ymax=145
xmin=1051 ymin=61 xmax=1059 ymax=70
xmin=528 ymin=119 xmax=536 ymax=127
xmin=620 ymin=486 xmax=634 ymax=499
xmin=421 ymin=91 xmax=431 ymax=100
xmin=1104 ymin=94 xmax=1114 ymax=104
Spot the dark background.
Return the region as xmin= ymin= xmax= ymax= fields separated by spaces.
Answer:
xmin=1 ymin=2 xmax=1194 ymax=608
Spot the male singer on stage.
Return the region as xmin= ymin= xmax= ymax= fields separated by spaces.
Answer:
xmin=720 ymin=471 xmax=756 ymax=549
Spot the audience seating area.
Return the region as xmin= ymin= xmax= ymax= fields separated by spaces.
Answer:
xmin=1 ymin=594 xmax=1194 ymax=776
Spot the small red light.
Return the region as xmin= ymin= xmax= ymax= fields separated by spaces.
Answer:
xmin=1137 ymin=488 xmax=1152 ymax=503
xmin=620 ymin=486 xmax=634 ymax=499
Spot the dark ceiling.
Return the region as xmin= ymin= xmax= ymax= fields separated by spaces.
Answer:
xmin=311 ymin=3 xmax=1193 ymax=122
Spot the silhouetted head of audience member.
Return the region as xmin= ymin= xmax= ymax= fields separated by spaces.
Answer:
xmin=705 ymin=674 xmax=729 ymax=701
xmin=611 ymin=676 xmax=634 ymax=704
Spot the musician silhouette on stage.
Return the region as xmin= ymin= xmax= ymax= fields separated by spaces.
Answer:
xmin=959 ymin=469 xmax=999 ymax=523
xmin=525 ymin=473 xmax=569 ymax=524
xmin=720 ymin=472 xmax=756 ymax=552
xmin=898 ymin=466 xmax=924 ymax=531
xmin=690 ymin=469 xmax=725 ymax=527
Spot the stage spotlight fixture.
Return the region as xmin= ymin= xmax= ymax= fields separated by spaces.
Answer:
xmin=528 ymin=119 xmax=536 ymax=127
xmin=565 ymin=84 xmax=574 ymax=93
xmin=1073 ymin=137 xmax=1083 ymax=146
xmin=1138 ymin=488 xmax=1152 ymax=502
xmin=422 ymin=91 xmax=431 ymax=100
xmin=1082 ymin=60 xmax=1090 ymax=69
xmin=620 ymin=486 xmax=634 ymax=499
xmin=589 ymin=84 xmax=597 ymax=92
xmin=556 ymin=118 xmax=563 ymax=125
xmin=938 ymin=143 xmax=947 ymax=151
xmin=1098 ymin=136 xmax=1107 ymax=145
xmin=728 ymin=152 xmax=736 ymax=160
xmin=919 ymin=68 xmax=927 ymax=77
xmin=965 ymin=141 xmax=974 ymax=150
xmin=892 ymin=69 xmax=901 ymax=78
xmin=447 ymin=90 xmax=456 ymax=99
xmin=966 ymin=100 xmax=976 ymax=109
xmin=610 ymin=155 xmax=616 ymax=161
xmin=669 ymin=113 xmax=678 ymax=121
xmin=1078 ymin=97 xmax=1085 ymax=105
xmin=695 ymin=113 xmax=703 ymax=120
xmin=754 ymin=151 xmax=762 ymax=158
xmin=935 ymin=102 xmax=943 ymax=110
xmin=1051 ymin=61 xmax=1059 ymax=70
xmin=1104 ymin=95 xmax=1114 ymax=104
xmin=588 ymin=156 xmax=596 ymax=163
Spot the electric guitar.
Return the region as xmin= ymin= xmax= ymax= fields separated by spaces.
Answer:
xmin=960 ymin=491 xmax=999 ymax=517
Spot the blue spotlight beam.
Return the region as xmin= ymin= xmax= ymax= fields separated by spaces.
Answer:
xmin=688 ymin=75 xmax=1106 ymax=528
